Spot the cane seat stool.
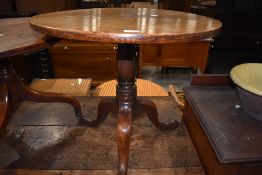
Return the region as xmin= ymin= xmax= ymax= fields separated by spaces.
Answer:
xmin=93 ymin=78 xmax=168 ymax=96
xmin=29 ymin=78 xmax=92 ymax=96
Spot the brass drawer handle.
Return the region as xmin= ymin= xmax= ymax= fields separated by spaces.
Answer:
xmin=63 ymin=46 xmax=70 ymax=51
xmin=105 ymin=57 xmax=111 ymax=60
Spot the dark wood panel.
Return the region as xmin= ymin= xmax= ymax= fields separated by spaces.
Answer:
xmin=190 ymin=74 xmax=232 ymax=86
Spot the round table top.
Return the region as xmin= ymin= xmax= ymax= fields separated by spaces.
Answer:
xmin=0 ymin=18 xmax=49 ymax=59
xmin=30 ymin=8 xmax=222 ymax=44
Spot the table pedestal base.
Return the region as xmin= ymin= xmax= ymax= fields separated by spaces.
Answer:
xmin=0 ymin=58 xmax=101 ymax=134
xmin=97 ymin=44 xmax=179 ymax=175
xmin=0 ymin=44 xmax=179 ymax=175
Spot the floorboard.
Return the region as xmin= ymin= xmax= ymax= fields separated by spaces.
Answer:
xmin=0 ymin=97 xmax=204 ymax=175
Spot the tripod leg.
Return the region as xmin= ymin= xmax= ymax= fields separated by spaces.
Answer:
xmin=136 ymin=98 xmax=179 ymax=130
xmin=95 ymin=98 xmax=115 ymax=125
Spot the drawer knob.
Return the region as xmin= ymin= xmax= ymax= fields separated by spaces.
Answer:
xmin=63 ymin=46 xmax=70 ymax=51
xmin=113 ymin=46 xmax=118 ymax=51
xmin=105 ymin=57 xmax=111 ymax=60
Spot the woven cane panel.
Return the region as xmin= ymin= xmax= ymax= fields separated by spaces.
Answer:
xmin=29 ymin=79 xmax=92 ymax=96
xmin=93 ymin=79 xmax=168 ymax=96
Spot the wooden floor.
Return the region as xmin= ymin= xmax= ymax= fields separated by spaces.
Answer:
xmin=0 ymin=97 xmax=204 ymax=175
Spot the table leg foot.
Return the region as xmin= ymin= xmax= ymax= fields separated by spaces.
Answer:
xmin=117 ymin=103 xmax=132 ymax=175
xmin=136 ymin=98 xmax=179 ymax=130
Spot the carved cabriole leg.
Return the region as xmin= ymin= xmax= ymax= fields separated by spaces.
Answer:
xmin=0 ymin=58 xmax=101 ymax=128
xmin=117 ymin=103 xmax=132 ymax=175
xmin=116 ymin=44 xmax=137 ymax=175
xmin=96 ymin=98 xmax=115 ymax=125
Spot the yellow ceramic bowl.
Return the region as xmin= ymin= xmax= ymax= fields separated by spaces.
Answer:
xmin=230 ymin=63 xmax=262 ymax=121
xmin=230 ymin=63 xmax=262 ymax=96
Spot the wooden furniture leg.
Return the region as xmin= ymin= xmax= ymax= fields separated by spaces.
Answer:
xmin=0 ymin=58 xmax=102 ymax=132
xmin=135 ymin=98 xmax=179 ymax=130
xmin=97 ymin=44 xmax=179 ymax=175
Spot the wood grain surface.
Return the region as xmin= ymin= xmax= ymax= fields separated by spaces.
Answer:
xmin=30 ymin=8 xmax=222 ymax=44
xmin=0 ymin=97 xmax=203 ymax=175
xmin=0 ymin=18 xmax=50 ymax=59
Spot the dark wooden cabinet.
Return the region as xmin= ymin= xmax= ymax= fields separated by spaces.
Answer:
xmin=49 ymin=40 xmax=117 ymax=86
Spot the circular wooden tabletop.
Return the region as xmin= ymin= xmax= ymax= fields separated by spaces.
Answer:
xmin=0 ymin=18 xmax=50 ymax=59
xmin=30 ymin=8 xmax=222 ymax=44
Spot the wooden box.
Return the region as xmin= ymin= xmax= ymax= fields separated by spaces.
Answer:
xmin=183 ymin=75 xmax=262 ymax=175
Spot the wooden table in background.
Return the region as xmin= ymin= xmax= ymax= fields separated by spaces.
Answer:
xmin=30 ymin=8 xmax=221 ymax=175
xmin=0 ymin=18 xmax=87 ymax=137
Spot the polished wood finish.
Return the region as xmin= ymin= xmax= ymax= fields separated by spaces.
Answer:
xmin=139 ymin=41 xmax=210 ymax=74
xmin=190 ymin=74 xmax=232 ymax=86
xmin=30 ymin=9 xmax=222 ymax=175
xmin=30 ymin=8 xmax=222 ymax=44
xmin=183 ymin=76 xmax=262 ymax=175
xmin=49 ymin=40 xmax=117 ymax=85
xmin=0 ymin=18 xmax=48 ymax=59
xmin=0 ymin=97 xmax=203 ymax=175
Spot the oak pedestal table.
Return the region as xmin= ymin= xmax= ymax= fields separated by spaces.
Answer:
xmin=30 ymin=8 xmax=222 ymax=175
xmin=0 ymin=17 xmax=90 ymax=134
